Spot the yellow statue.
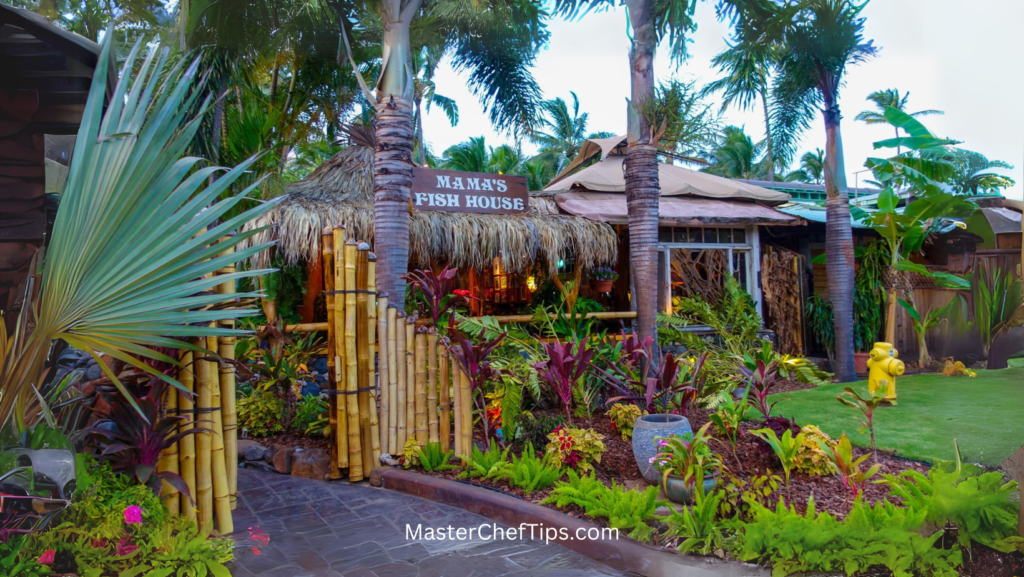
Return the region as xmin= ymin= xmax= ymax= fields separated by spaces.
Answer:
xmin=867 ymin=342 xmax=904 ymax=400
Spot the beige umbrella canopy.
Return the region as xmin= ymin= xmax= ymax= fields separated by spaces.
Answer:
xmin=545 ymin=135 xmax=791 ymax=205
xmin=238 ymin=145 xmax=617 ymax=274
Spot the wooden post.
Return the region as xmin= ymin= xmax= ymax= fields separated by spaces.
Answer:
xmin=332 ymin=228 xmax=349 ymax=469
xmin=459 ymin=362 xmax=473 ymax=462
xmin=377 ymin=293 xmax=391 ymax=456
xmin=195 ymin=343 xmax=214 ymax=531
xmin=321 ymin=228 xmax=340 ymax=479
xmin=177 ymin=350 xmax=196 ymax=521
xmin=356 ymin=243 xmax=379 ymax=469
xmin=208 ymin=335 xmax=232 ymax=535
xmin=387 ymin=306 xmax=398 ymax=454
xmin=395 ymin=310 xmax=408 ymax=450
xmin=344 ymin=239 xmax=363 ymax=481
xmin=427 ymin=329 xmax=439 ymax=444
xmin=215 ymin=239 xmax=238 ymax=510
xmin=157 ymin=383 xmax=180 ymax=516
xmin=414 ymin=327 xmax=428 ymax=444
xmin=405 ymin=316 xmax=416 ymax=446
xmin=438 ymin=339 xmax=451 ymax=453
xmin=452 ymin=348 xmax=462 ymax=458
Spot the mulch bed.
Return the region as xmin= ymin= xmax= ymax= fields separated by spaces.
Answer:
xmin=251 ymin=431 xmax=329 ymax=451
xmin=767 ymin=377 xmax=818 ymax=395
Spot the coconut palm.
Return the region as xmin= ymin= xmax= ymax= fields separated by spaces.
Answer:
xmin=947 ymin=149 xmax=1016 ymax=195
xmin=855 ymin=88 xmax=943 ymax=154
xmin=739 ymin=0 xmax=878 ymax=382
xmin=531 ymin=92 xmax=590 ymax=171
xmin=342 ymin=0 xmax=548 ymax=308
xmin=704 ymin=126 xmax=764 ymax=180
xmin=441 ymin=137 xmax=524 ymax=175
xmin=413 ymin=46 xmax=459 ymax=165
xmin=785 ymin=148 xmax=825 ymax=184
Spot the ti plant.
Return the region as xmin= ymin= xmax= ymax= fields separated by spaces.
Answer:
xmin=749 ymin=428 xmax=804 ymax=495
xmin=708 ymin=389 xmax=750 ymax=469
xmin=817 ymin=433 xmax=881 ymax=499
xmin=533 ymin=340 xmax=594 ymax=423
xmin=836 ymin=386 xmax=888 ymax=454
xmin=403 ymin=266 xmax=471 ymax=332
xmin=86 ymin=382 xmax=205 ymax=498
xmin=450 ymin=329 xmax=506 ymax=448
xmin=739 ymin=358 xmax=781 ymax=419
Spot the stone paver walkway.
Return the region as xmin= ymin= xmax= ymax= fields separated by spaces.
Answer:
xmin=227 ymin=468 xmax=627 ymax=577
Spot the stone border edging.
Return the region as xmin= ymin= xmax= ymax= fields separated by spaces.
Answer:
xmin=369 ymin=467 xmax=769 ymax=577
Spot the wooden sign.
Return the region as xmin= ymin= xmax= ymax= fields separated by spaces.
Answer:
xmin=411 ymin=168 xmax=528 ymax=215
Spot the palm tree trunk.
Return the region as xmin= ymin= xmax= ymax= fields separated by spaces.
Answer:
xmin=623 ymin=0 xmax=660 ymax=352
xmin=761 ymin=90 xmax=774 ymax=181
xmin=415 ymin=97 xmax=426 ymax=165
xmin=823 ymin=102 xmax=857 ymax=383
xmin=373 ymin=5 xmax=420 ymax=308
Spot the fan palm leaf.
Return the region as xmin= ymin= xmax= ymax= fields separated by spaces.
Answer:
xmin=0 ymin=36 xmax=277 ymax=427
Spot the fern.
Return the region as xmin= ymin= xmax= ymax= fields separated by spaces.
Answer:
xmin=486 ymin=443 xmax=562 ymax=494
xmin=662 ymin=488 xmax=727 ymax=555
xmin=458 ymin=444 xmax=510 ymax=479
xmin=419 ymin=442 xmax=457 ymax=472
xmin=542 ymin=470 xmax=662 ymax=541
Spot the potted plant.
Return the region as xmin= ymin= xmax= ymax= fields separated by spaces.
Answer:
xmin=652 ymin=423 xmax=722 ymax=504
xmin=588 ymin=267 xmax=618 ymax=293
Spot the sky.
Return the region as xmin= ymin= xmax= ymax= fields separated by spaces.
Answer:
xmin=420 ymin=0 xmax=1024 ymax=199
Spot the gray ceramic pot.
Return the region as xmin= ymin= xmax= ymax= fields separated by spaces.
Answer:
xmin=632 ymin=413 xmax=692 ymax=483
xmin=662 ymin=473 xmax=719 ymax=505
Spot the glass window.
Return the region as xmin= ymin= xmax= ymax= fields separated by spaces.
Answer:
xmin=659 ymin=227 xmax=674 ymax=242
xmin=719 ymin=228 xmax=733 ymax=243
xmin=704 ymin=228 xmax=718 ymax=243
xmin=734 ymin=228 xmax=746 ymax=243
xmin=674 ymin=228 xmax=689 ymax=243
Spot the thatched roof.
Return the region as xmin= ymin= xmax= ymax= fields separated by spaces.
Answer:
xmin=240 ymin=145 xmax=617 ymax=274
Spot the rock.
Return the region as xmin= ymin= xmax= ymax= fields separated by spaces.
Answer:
xmin=291 ymin=447 xmax=330 ymax=481
xmin=245 ymin=460 xmax=277 ymax=473
xmin=268 ymin=444 xmax=294 ymax=474
xmin=237 ymin=439 xmax=262 ymax=460
xmin=311 ymin=356 xmax=329 ymax=374
xmin=244 ymin=443 xmax=268 ymax=462
xmin=300 ymin=382 xmax=321 ymax=398
xmin=85 ymin=364 xmax=102 ymax=381
xmin=314 ymin=372 xmax=328 ymax=385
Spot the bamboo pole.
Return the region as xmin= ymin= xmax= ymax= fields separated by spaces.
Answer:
xmin=376 ymin=293 xmax=391 ymax=456
xmin=332 ymin=228 xmax=349 ymax=469
xmin=356 ymin=244 xmax=379 ymax=469
xmin=157 ymin=382 xmax=180 ymax=516
xmin=194 ymin=342 xmax=214 ymax=532
xmin=414 ymin=327 xmax=428 ymax=443
xmin=321 ymin=228 xmax=340 ymax=479
xmin=207 ymin=336 xmax=233 ymax=536
xmin=387 ymin=306 xmax=399 ymax=453
xmin=395 ymin=310 xmax=408 ymax=450
xmin=405 ymin=317 xmax=416 ymax=447
xmin=427 ymin=329 xmax=439 ymax=444
xmin=368 ymin=253 xmax=377 ymax=357
xmin=177 ymin=351 xmax=196 ymax=522
xmin=438 ymin=339 xmax=451 ymax=453
xmin=451 ymin=347 xmax=462 ymax=458
xmin=459 ymin=362 xmax=473 ymax=462
xmin=215 ymin=239 xmax=238 ymax=510
xmin=344 ymin=239 xmax=363 ymax=481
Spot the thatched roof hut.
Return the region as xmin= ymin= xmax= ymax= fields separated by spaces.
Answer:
xmin=241 ymin=144 xmax=618 ymax=274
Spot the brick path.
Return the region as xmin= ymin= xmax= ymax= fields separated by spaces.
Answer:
xmin=227 ymin=468 xmax=626 ymax=577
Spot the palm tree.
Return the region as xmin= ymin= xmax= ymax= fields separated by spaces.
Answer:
xmin=441 ymin=137 xmax=524 ymax=175
xmin=785 ymin=149 xmax=825 ymax=184
xmin=413 ymin=46 xmax=459 ymax=165
xmin=947 ymin=149 xmax=1016 ymax=195
xmin=704 ymin=126 xmax=763 ymax=180
xmin=703 ymin=40 xmax=780 ymax=179
xmin=532 ymin=92 xmax=590 ymax=171
xmin=343 ymin=0 xmax=548 ymax=307
xmin=741 ymin=0 xmax=878 ymax=382
xmin=855 ymin=88 xmax=943 ymax=154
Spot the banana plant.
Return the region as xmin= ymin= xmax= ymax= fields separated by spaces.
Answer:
xmin=897 ymin=298 xmax=951 ymax=367
xmin=0 ymin=35 xmax=277 ymax=429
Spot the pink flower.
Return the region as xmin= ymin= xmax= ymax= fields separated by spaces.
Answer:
xmin=123 ymin=505 xmax=143 ymax=525
xmin=116 ymin=537 xmax=138 ymax=557
xmin=37 ymin=549 xmax=55 ymax=565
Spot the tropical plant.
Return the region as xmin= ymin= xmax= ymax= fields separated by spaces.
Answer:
xmin=704 ymin=125 xmax=766 ymax=180
xmin=947 ymin=148 xmax=1016 ymax=195
xmin=86 ymin=383 xmax=203 ymax=498
xmin=897 ymin=299 xmax=948 ymax=367
xmin=708 ymin=390 xmax=750 ymax=468
xmin=804 ymin=294 xmax=835 ymax=360
xmin=486 ymin=443 xmax=563 ymax=494
xmin=816 ymin=433 xmax=881 ymax=498
xmin=532 ymin=340 xmax=594 ymax=422
xmin=652 ymin=423 xmax=722 ymax=490
xmin=750 ymin=428 xmax=804 ymax=493
xmin=607 ymin=404 xmax=646 ymax=440
xmin=740 ymin=0 xmax=879 ymax=382
xmin=970 ymin=260 xmax=1024 ymax=363
xmin=403 ymin=266 xmax=470 ymax=332
xmin=237 ymin=381 xmax=286 ymax=437
xmin=402 ymin=438 xmax=425 ymax=468
xmin=668 ymin=276 xmax=763 ymax=357
xmin=854 ymin=88 xmax=943 ymax=154
xmin=785 ymin=148 xmax=825 ymax=184
xmin=542 ymin=470 xmax=661 ymax=541
xmin=663 ymin=486 xmax=728 ymax=555
xmin=836 ymin=386 xmax=888 ymax=453
xmin=450 ymin=329 xmax=507 ymax=447
xmin=739 ymin=358 xmax=780 ymax=419
xmin=793 ymin=425 xmax=838 ymax=477
xmin=459 ymin=444 xmax=511 ymax=479
xmin=544 ymin=426 xmax=606 ymax=473
xmin=588 ymin=267 xmax=619 ymax=281
xmin=531 ymin=92 xmax=592 ymax=171
xmin=718 ymin=470 xmax=781 ymax=521
xmin=413 ymin=45 xmax=459 ymax=164
xmin=292 ymin=395 xmax=328 ymax=436
xmin=0 ymin=37 xmax=274 ymax=430
xmin=414 ymin=442 xmax=458 ymax=472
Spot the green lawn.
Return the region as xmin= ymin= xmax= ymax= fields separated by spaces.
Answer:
xmin=769 ymin=368 xmax=1024 ymax=467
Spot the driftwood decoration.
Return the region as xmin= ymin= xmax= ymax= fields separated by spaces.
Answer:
xmin=761 ymin=245 xmax=806 ymax=356
xmin=669 ymin=248 xmax=730 ymax=305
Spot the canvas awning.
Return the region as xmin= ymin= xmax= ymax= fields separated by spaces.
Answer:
xmin=545 ymin=154 xmax=791 ymax=205
xmin=554 ymin=192 xmax=804 ymax=227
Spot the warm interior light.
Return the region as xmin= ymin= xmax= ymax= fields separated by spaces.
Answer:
xmin=526 ymin=276 xmax=537 ymax=291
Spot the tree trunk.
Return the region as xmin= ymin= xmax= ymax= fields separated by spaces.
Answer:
xmin=415 ymin=97 xmax=426 ymax=165
xmin=823 ymin=102 xmax=857 ymax=382
xmin=623 ymin=0 xmax=660 ymax=352
xmin=761 ymin=90 xmax=774 ymax=181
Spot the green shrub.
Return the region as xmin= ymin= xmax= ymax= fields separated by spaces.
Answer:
xmin=544 ymin=427 xmax=606 ymax=473
xmin=662 ymin=488 xmax=728 ymax=555
xmin=607 ymin=404 xmax=645 ymax=440
xmin=293 ymin=395 xmax=328 ymax=437
xmin=732 ymin=496 xmax=961 ymax=577
xmin=417 ymin=442 xmax=458 ymax=472
xmin=237 ymin=384 xmax=285 ymax=437
xmin=792 ymin=425 xmax=836 ymax=477
xmin=459 ymin=444 xmax=510 ymax=479
xmin=542 ymin=470 xmax=661 ymax=541
xmin=486 ymin=444 xmax=562 ymax=494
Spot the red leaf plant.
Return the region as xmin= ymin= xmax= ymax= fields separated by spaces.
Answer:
xmin=403 ymin=266 xmax=471 ymax=331
xmin=533 ymin=340 xmax=594 ymax=423
xmin=449 ymin=329 xmax=506 ymax=448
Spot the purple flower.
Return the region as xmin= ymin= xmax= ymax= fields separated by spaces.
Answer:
xmin=123 ymin=505 xmax=143 ymax=525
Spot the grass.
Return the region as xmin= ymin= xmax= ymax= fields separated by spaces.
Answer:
xmin=769 ymin=367 xmax=1024 ymax=467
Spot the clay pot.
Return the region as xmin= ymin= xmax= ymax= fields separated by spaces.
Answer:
xmin=590 ymin=279 xmax=614 ymax=293
xmin=854 ymin=352 xmax=870 ymax=374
